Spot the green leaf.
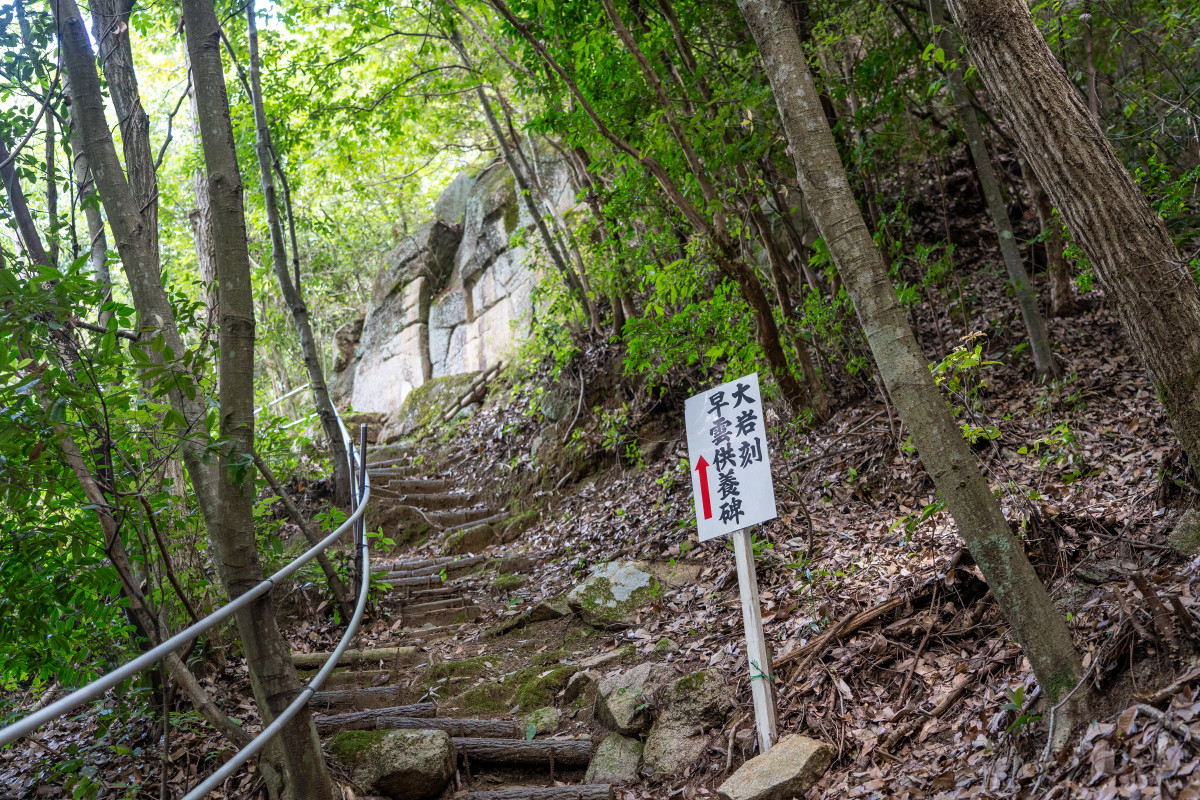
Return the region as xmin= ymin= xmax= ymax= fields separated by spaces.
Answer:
xmin=525 ymin=723 xmax=537 ymax=740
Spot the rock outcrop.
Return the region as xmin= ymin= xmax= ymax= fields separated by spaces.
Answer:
xmin=333 ymin=148 xmax=575 ymax=420
xmin=643 ymin=669 xmax=734 ymax=776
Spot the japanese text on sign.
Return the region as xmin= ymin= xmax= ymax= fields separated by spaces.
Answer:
xmin=684 ymin=373 xmax=777 ymax=541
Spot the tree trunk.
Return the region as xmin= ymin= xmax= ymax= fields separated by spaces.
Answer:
xmin=1019 ymin=159 xmax=1077 ymax=316
xmin=934 ymin=0 xmax=1058 ymax=378
xmin=181 ymin=29 xmax=219 ymax=325
xmin=54 ymin=0 xmax=218 ymax=517
xmin=1083 ymin=1 xmax=1099 ymax=118
xmin=180 ymin=1 xmax=333 ymax=797
xmin=63 ymin=73 xmax=111 ymax=319
xmin=736 ymin=0 xmax=1087 ymax=746
xmin=245 ymin=0 xmax=352 ymax=508
xmin=946 ymin=0 xmax=1200 ymax=477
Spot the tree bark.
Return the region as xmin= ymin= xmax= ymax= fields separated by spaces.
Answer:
xmin=946 ymin=0 xmax=1200 ymax=476
xmin=315 ymin=714 xmax=518 ymax=738
xmin=736 ymin=0 xmax=1087 ymax=746
xmin=245 ymin=0 xmax=352 ymax=507
xmin=452 ymin=737 xmax=592 ymax=767
xmin=934 ymin=0 xmax=1058 ymax=378
xmin=180 ymin=1 xmax=333 ymax=797
xmin=63 ymin=74 xmax=110 ymax=318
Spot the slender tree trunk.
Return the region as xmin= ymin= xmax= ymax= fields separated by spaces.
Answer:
xmin=1083 ymin=1 xmax=1099 ymax=118
xmin=180 ymin=1 xmax=333 ymax=797
xmin=55 ymin=0 xmax=218 ymax=517
xmin=737 ymin=0 xmax=1087 ymax=745
xmin=181 ymin=29 xmax=219 ymax=325
xmin=1019 ymin=159 xmax=1077 ymax=317
xmin=63 ymin=74 xmax=111 ymax=319
xmin=245 ymin=1 xmax=352 ymax=508
xmin=947 ymin=0 xmax=1200 ymax=476
xmin=43 ymin=113 xmax=58 ymax=266
xmin=934 ymin=0 xmax=1058 ymax=378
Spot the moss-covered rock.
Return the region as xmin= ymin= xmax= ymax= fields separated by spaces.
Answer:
xmin=424 ymin=656 xmax=492 ymax=684
xmin=585 ymin=733 xmax=643 ymax=785
xmin=523 ymin=706 xmax=561 ymax=736
xmin=566 ymin=561 xmax=657 ymax=628
xmin=1169 ymin=509 xmax=1200 ymax=556
xmin=644 ymin=669 xmax=734 ymax=776
xmin=330 ymin=729 xmax=453 ymax=799
xmin=458 ymin=682 xmax=510 ymax=714
xmin=385 ymin=372 xmax=480 ymax=440
xmin=492 ymin=573 xmax=527 ymax=592
xmin=513 ymin=664 xmax=578 ymax=710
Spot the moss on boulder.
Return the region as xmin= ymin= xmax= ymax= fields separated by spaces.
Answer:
xmin=385 ymin=372 xmax=480 ymax=439
xmin=1169 ymin=509 xmax=1200 ymax=556
xmin=330 ymin=729 xmax=453 ymax=799
xmin=566 ymin=561 xmax=657 ymax=628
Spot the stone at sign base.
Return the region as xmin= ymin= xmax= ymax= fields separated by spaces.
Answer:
xmin=717 ymin=735 xmax=834 ymax=800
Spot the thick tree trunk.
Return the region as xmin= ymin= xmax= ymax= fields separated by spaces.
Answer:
xmin=245 ymin=1 xmax=352 ymax=508
xmin=946 ymin=0 xmax=1200 ymax=476
xmin=1019 ymin=159 xmax=1077 ymax=316
xmin=736 ymin=0 xmax=1087 ymax=745
xmin=180 ymin=1 xmax=333 ymax=797
xmin=934 ymin=1 xmax=1057 ymax=378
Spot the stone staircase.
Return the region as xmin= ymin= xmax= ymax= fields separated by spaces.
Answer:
xmin=293 ymin=552 xmax=612 ymax=799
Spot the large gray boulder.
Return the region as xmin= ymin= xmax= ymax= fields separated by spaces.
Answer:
xmin=330 ymin=728 xmax=454 ymax=799
xmin=567 ymin=561 xmax=657 ymax=628
xmin=644 ymin=669 xmax=734 ymax=777
xmin=596 ymin=662 xmax=672 ymax=735
xmin=717 ymin=735 xmax=834 ymax=800
xmin=585 ymin=733 xmax=644 ymax=785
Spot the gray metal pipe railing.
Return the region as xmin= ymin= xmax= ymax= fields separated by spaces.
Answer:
xmin=0 ymin=411 xmax=373 ymax=800
xmin=180 ymin=422 xmax=370 ymax=799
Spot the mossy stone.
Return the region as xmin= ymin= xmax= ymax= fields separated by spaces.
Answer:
xmin=523 ymin=706 xmax=561 ymax=735
xmin=566 ymin=561 xmax=656 ymax=628
xmin=1169 ymin=509 xmax=1200 ymax=556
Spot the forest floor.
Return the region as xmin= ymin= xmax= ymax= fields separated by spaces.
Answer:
xmin=5 ymin=206 xmax=1200 ymax=799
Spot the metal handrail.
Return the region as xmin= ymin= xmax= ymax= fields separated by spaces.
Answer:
xmin=0 ymin=413 xmax=373 ymax=800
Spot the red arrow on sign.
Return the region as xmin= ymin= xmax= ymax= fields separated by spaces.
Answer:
xmin=695 ymin=455 xmax=713 ymax=520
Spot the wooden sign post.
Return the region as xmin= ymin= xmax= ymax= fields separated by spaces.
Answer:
xmin=685 ymin=373 xmax=778 ymax=753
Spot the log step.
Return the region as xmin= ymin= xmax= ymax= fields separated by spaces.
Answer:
xmin=302 ymin=670 xmax=398 ymax=691
xmin=291 ymin=646 xmax=417 ymax=671
xmin=387 ymin=492 xmax=480 ymax=511
xmin=452 ymin=738 xmax=592 ymax=767
xmin=402 ymin=597 xmax=465 ymax=614
xmin=311 ymin=688 xmax=429 ymax=712
xmin=463 ymin=787 xmax=612 ymax=800
xmin=387 ymin=478 xmax=450 ymax=493
xmin=380 ymin=505 xmax=494 ymax=528
xmin=405 ymin=605 xmax=480 ymax=628
xmin=385 ymin=554 xmax=485 ymax=579
xmin=372 ymin=555 xmax=458 ymax=574
xmin=316 ymin=713 xmax=519 ymax=738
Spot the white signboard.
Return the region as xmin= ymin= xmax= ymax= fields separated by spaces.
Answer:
xmin=685 ymin=372 xmax=777 ymax=541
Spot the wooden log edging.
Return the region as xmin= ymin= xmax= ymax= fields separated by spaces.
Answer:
xmin=310 ymin=687 xmax=430 ymax=712
xmin=291 ymin=646 xmax=417 ymax=670
xmin=452 ymin=737 xmax=592 ymax=767
xmin=463 ymin=786 xmax=612 ymax=800
xmin=315 ymin=713 xmax=519 ymax=738
xmin=384 ymin=554 xmax=485 ymax=579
